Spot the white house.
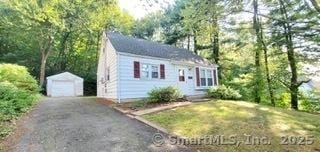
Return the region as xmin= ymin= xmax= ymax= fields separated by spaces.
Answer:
xmin=47 ymin=72 xmax=84 ymax=97
xmin=97 ymin=32 xmax=219 ymax=102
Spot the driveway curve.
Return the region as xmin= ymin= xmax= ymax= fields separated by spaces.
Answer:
xmin=8 ymin=97 xmax=191 ymax=152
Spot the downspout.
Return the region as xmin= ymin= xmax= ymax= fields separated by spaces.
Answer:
xmin=117 ymin=52 xmax=121 ymax=103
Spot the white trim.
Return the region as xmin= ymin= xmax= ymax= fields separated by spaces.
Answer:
xmin=215 ymin=68 xmax=219 ymax=85
xmin=47 ymin=72 xmax=83 ymax=80
xmin=171 ymin=61 xmax=218 ymax=68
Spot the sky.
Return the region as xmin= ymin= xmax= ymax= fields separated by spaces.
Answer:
xmin=118 ymin=0 xmax=175 ymax=19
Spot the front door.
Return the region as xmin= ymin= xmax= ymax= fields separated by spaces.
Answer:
xmin=177 ymin=67 xmax=189 ymax=95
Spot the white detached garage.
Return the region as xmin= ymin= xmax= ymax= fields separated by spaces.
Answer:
xmin=46 ymin=72 xmax=83 ymax=97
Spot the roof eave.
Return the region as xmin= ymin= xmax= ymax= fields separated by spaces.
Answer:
xmin=170 ymin=61 xmax=218 ymax=68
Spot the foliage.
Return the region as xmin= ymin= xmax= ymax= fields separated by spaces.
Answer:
xmin=0 ymin=82 xmax=39 ymax=119
xmin=147 ymin=86 xmax=182 ymax=103
xmin=0 ymin=0 xmax=319 ymax=111
xmin=299 ymin=92 xmax=320 ymax=112
xmin=0 ymin=0 xmax=134 ymax=95
xmin=0 ymin=122 xmax=11 ymax=138
xmin=276 ymin=93 xmax=291 ymax=108
xmin=140 ymin=0 xmax=320 ymax=111
xmin=207 ymin=85 xmax=242 ymax=100
xmin=0 ymin=64 xmax=40 ymax=138
xmin=0 ymin=64 xmax=39 ymax=93
xmin=132 ymin=12 xmax=163 ymax=41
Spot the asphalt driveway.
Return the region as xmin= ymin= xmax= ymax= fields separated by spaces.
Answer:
xmin=8 ymin=97 xmax=191 ymax=152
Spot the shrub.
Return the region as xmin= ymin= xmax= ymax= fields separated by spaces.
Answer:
xmin=299 ymin=91 xmax=320 ymax=112
xmin=148 ymin=86 xmax=182 ymax=103
xmin=0 ymin=82 xmax=38 ymax=118
xmin=276 ymin=93 xmax=291 ymax=108
xmin=0 ymin=64 xmax=40 ymax=139
xmin=0 ymin=64 xmax=39 ymax=93
xmin=207 ymin=85 xmax=242 ymax=100
xmin=0 ymin=64 xmax=40 ymax=120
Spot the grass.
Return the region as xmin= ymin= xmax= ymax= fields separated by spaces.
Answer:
xmin=143 ymin=100 xmax=320 ymax=152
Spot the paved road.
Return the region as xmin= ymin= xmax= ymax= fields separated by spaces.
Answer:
xmin=10 ymin=97 xmax=191 ymax=152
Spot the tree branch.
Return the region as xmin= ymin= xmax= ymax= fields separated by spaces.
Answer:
xmin=297 ymin=79 xmax=311 ymax=87
xmin=196 ymin=44 xmax=213 ymax=50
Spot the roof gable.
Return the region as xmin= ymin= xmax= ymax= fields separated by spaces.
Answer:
xmin=106 ymin=32 xmax=213 ymax=65
xmin=47 ymin=72 xmax=83 ymax=81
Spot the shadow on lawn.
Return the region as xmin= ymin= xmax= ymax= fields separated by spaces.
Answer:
xmin=164 ymin=101 xmax=320 ymax=152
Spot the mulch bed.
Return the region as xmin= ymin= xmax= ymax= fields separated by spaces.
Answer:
xmin=114 ymin=98 xmax=189 ymax=112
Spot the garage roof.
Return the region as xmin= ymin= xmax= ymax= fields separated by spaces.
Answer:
xmin=47 ymin=72 xmax=83 ymax=81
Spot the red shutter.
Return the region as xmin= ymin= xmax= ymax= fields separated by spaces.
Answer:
xmin=134 ymin=61 xmax=140 ymax=78
xmin=196 ymin=67 xmax=200 ymax=86
xmin=213 ymin=69 xmax=217 ymax=85
xmin=160 ymin=64 xmax=165 ymax=79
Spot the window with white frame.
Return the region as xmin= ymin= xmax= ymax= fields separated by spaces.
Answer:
xmin=200 ymin=68 xmax=214 ymax=87
xmin=200 ymin=69 xmax=206 ymax=86
xmin=141 ymin=64 xmax=149 ymax=78
xmin=151 ymin=65 xmax=159 ymax=78
xmin=207 ymin=69 xmax=213 ymax=86
xmin=178 ymin=69 xmax=185 ymax=81
xmin=141 ymin=64 xmax=160 ymax=79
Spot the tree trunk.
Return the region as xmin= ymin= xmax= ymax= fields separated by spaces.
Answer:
xmin=212 ymin=16 xmax=221 ymax=79
xmin=193 ymin=29 xmax=198 ymax=54
xmin=253 ymin=0 xmax=263 ymax=103
xmin=259 ymin=20 xmax=275 ymax=105
xmin=39 ymin=52 xmax=49 ymax=87
xmin=261 ymin=29 xmax=275 ymax=106
xmin=58 ymin=32 xmax=70 ymax=71
xmin=39 ymin=35 xmax=53 ymax=88
xmin=279 ymin=0 xmax=299 ymax=110
xmin=96 ymin=31 xmax=101 ymax=67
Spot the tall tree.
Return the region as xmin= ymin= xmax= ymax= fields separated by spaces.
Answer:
xmin=5 ymin=0 xmax=65 ymax=87
xmin=252 ymin=0 xmax=275 ymax=105
xmin=253 ymin=0 xmax=263 ymax=103
xmin=278 ymin=0 xmax=299 ymax=109
xmin=260 ymin=22 xmax=275 ymax=106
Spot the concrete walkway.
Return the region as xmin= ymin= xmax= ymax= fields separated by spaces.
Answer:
xmin=7 ymin=97 xmax=191 ymax=152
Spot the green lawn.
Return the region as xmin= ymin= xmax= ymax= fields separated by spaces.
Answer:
xmin=143 ymin=100 xmax=320 ymax=152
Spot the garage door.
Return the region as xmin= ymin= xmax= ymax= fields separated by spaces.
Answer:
xmin=51 ymin=81 xmax=75 ymax=97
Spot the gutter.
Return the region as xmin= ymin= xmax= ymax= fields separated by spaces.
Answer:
xmin=170 ymin=61 xmax=219 ymax=68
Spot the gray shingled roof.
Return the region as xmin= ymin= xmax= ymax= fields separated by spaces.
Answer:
xmin=107 ymin=32 xmax=212 ymax=65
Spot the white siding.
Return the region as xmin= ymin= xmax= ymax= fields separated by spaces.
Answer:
xmin=118 ymin=53 xmax=208 ymax=100
xmin=97 ymin=33 xmax=118 ymax=99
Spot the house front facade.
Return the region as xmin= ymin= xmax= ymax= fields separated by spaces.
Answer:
xmin=97 ymin=32 xmax=219 ymax=102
